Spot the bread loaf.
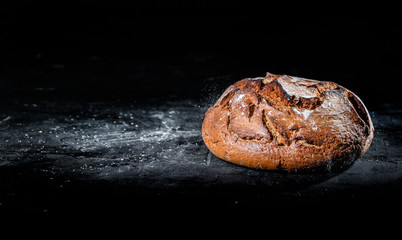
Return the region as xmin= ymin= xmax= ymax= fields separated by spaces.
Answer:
xmin=202 ymin=72 xmax=374 ymax=171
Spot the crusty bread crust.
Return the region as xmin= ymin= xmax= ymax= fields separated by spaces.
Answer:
xmin=202 ymin=72 xmax=374 ymax=171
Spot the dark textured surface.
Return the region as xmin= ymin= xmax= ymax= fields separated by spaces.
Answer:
xmin=0 ymin=3 xmax=401 ymax=224
xmin=0 ymin=98 xmax=401 ymax=216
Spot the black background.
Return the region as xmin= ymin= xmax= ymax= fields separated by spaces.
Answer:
xmin=0 ymin=1 xmax=401 ymax=228
xmin=0 ymin=1 xmax=401 ymax=107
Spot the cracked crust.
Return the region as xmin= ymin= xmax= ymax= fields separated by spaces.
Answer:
xmin=202 ymin=72 xmax=374 ymax=171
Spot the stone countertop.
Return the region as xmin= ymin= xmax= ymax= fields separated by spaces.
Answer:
xmin=0 ymin=97 xmax=401 ymax=217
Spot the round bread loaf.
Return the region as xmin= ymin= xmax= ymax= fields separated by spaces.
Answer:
xmin=202 ymin=72 xmax=374 ymax=171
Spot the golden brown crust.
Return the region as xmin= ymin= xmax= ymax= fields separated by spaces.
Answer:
xmin=202 ymin=72 xmax=374 ymax=171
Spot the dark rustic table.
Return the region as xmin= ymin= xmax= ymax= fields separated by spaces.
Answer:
xmin=1 ymin=94 xmax=401 ymax=217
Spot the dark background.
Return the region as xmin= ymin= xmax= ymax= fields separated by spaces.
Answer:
xmin=0 ymin=1 xmax=401 ymax=107
xmin=0 ymin=1 xmax=401 ymax=227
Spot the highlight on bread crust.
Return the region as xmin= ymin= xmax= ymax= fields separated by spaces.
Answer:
xmin=202 ymin=72 xmax=374 ymax=172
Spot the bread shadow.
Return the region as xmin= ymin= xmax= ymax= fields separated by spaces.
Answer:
xmin=202 ymin=152 xmax=353 ymax=196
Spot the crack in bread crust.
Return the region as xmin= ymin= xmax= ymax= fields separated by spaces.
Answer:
xmin=219 ymin=74 xmax=329 ymax=146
